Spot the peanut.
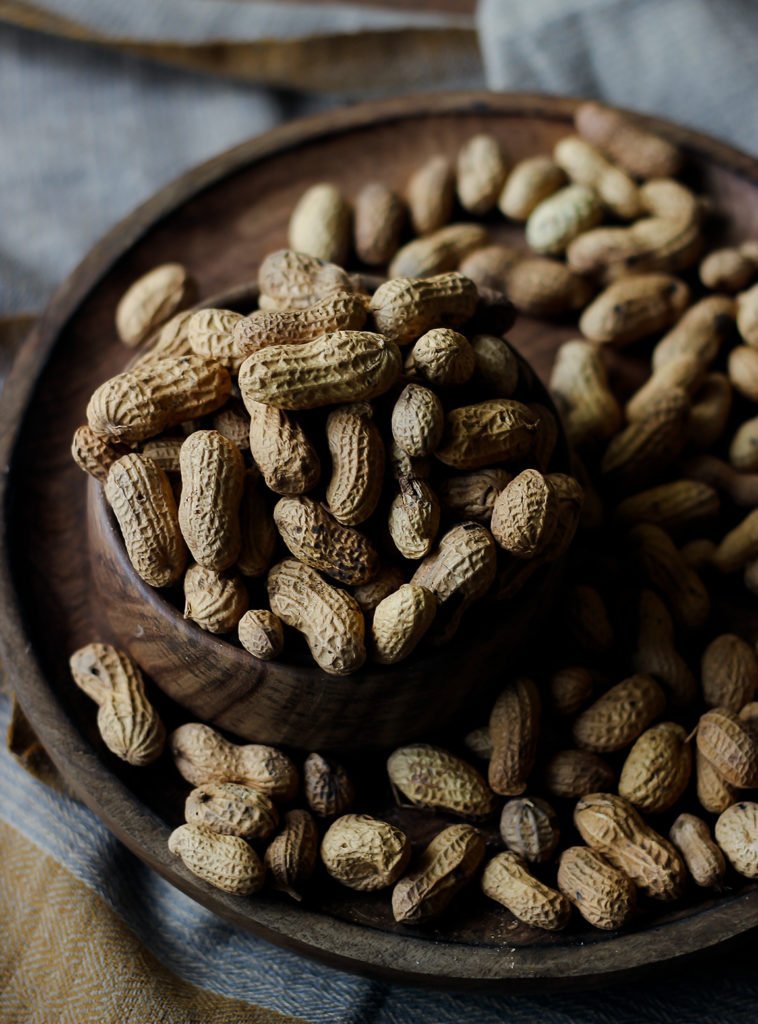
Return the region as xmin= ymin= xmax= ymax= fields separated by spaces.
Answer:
xmin=696 ymin=708 xmax=758 ymax=788
xmin=212 ymin=403 xmax=250 ymax=451
xmin=681 ymin=453 xmax=758 ymax=508
xmin=549 ymin=340 xmax=622 ymax=446
xmin=274 ymin=496 xmax=378 ymax=586
xmin=614 ymin=480 xmax=719 ymax=531
xmin=456 ymin=133 xmax=509 ymax=215
xmin=178 ymin=431 xmax=244 ymax=572
xmin=490 ymin=469 xmax=558 ymax=558
xmin=288 ymin=182 xmax=350 ymax=264
xmin=185 ymin=782 xmax=278 ymax=841
xmin=712 ymin=509 xmax=758 ymax=572
xmin=574 ymin=102 xmax=682 ymax=178
xmin=697 ymin=747 xmax=737 ymax=814
xmin=265 ymin=809 xmax=319 ymax=901
xmin=371 ymin=584 xmax=437 ymax=665
xmin=459 ymin=244 xmax=520 ymax=292
xmin=572 ymin=675 xmax=666 ymax=753
xmin=389 ymin=223 xmax=488 ymax=279
xmin=580 ymin=274 xmax=690 ymax=346
xmin=248 ymin=402 xmax=320 ymax=497
xmin=702 ymin=634 xmax=758 ymax=711
xmin=500 ymin=797 xmax=559 ymax=864
xmin=391 ymin=384 xmax=444 ymax=458
xmin=482 ymin=851 xmax=570 ymax=931
xmin=352 ymin=566 xmax=406 ymax=616
xmin=639 ymin=178 xmax=699 ymax=221
xmin=737 ymin=282 xmax=758 ymax=346
xmin=406 ymin=155 xmax=454 ymax=235
xmin=168 ymin=824 xmax=264 ymax=895
xmin=701 ymin=248 xmax=756 ymax=293
xmin=554 ymin=135 xmax=641 ymax=220
xmin=632 ymin=590 xmax=697 ymax=709
xmin=141 ymin=436 xmax=184 ymax=475
xmin=71 ymin=424 xmax=126 ymax=482
xmin=557 ymin=847 xmax=636 ymax=930
xmin=715 ymin=802 xmax=758 ymax=878
xmin=237 ymin=609 xmax=284 ymax=661
xmin=601 ymin=387 xmax=690 ymax=489
xmin=618 ymin=722 xmax=692 ymax=813
xmin=303 ymin=753 xmax=354 ymax=818
xmin=439 ymin=468 xmax=512 ymax=524
xmin=407 ymin=328 xmax=475 ymax=387
xmin=321 ymin=814 xmax=410 ymax=891
xmin=688 ymin=374 xmax=733 ymax=448
xmin=499 ymin=156 xmax=566 ymax=221
xmin=543 ymin=749 xmax=615 ymax=800
xmin=370 ymin=272 xmax=478 ymax=346
xmin=566 ymin=217 xmax=702 ymax=282
xmin=387 ymin=743 xmax=496 ymax=819
xmin=729 ymin=417 xmax=758 ymax=473
xmin=505 ymin=257 xmax=593 ymax=318
xmin=130 ymin=309 xmax=194 ymax=367
xmin=464 ymin=727 xmax=493 ymax=760
xmin=257 ymin=249 xmax=352 ymax=311
xmin=388 ymin=478 xmax=440 ymax=560
xmin=471 ymin=334 xmax=519 ymax=397
xmin=669 ymin=814 xmax=726 ymax=888
xmin=116 ymin=263 xmax=196 ymax=347
xmin=435 ymin=400 xmax=539 ymax=470
xmin=629 ymin=523 xmax=710 ymax=629
xmin=488 ymin=677 xmax=541 ymax=797
xmin=728 ymin=345 xmax=758 ymax=401
xmin=652 ymin=295 xmax=735 ymax=369
xmin=233 ymin=292 xmax=367 ymax=355
xmin=187 ymin=308 xmax=244 ymax=370
xmin=237 ymin=471 xmax=277 ymax=578
xmin=548 ymin=667 xmax=593 ymax=717
xmin=353 ymin=182 xmax=406 ymax=266
xmin=183 ymin=564 xmax=248 ymax=634
xmin=626 ymin=355 xmax=705 ymax=421
xmin=392 ymin=824 xmax=486 ymax=924
xmin=526 ymin=184 xmax=603 ymax=255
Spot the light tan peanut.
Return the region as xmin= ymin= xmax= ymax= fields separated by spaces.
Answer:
xmin=601 ymin=387 xmax=690 ymax=489
xmin=141 ymin=436 xmax=185 ymax=475
xmin=558 ymin=847 xmax=637 ymax=931
xmin=265 ymin=810 xmax=319 ymax=901
xmin=211 ymin=403 xmax=250 ymax=452
xmin=470 ymin=334 xmax=519 ymax=397
xmin=88 ymin=355 xmax=231 ymax=444
xmin=566 ymin=217 xmax=702 ymax=282
xmin=701 ymin=248 xmax=756 ymax=293
xmin=234 ymin=292 xmax=368 ymax=357
xmin=391 ymin=385 xmax=444 ymax=458
xmin=548 ymin=667 xmax=593 ymax=717
xmin=410 ymin=523 xmax=497 ymax=639
xmin=353 ymin=182 xmax=406 ymax=266
xmin=130 ymin=309 xmax=194 ymax=367
xmin=257 ymin=249 xmax=352 ymax=310
xmin=115 ymin=263 xmax=196 ymax=347
xmin=435 ymin=400 xmax=539 ymax=470
xmin=696 ymin=709 xmax=758 ymax=787
xmin=248 ymin=402 xmax=320 ymax=497
xmin=69 ymin=643 xmax=165 ymax=766
xmin=237 ymin=472 xmax=276 ymax=578
xmin=697 ymin=748 xmax=737 ymax=814
xmin=168 ymin=824 xmax=264 ymax=895
xmin=618 ymin=722 xmax=691 ymax=813
xmin=702 ymin=634 xmax=758 ymax=711
xmin=739 ymin=702 xmax=758 ymax=733
xmin=288 ymin=182 xmax=350 ymax=264
xmin=371 ymin=584 xmax=437 ymax=665
xmin=652 ymin=295 xmax=735 ymax=369
xmin=682 ymin=538 xmax=716 ymax=570
xmin=459 ymin=245 xmax=520 ymax=292
xmin=730 ymin=417 xmax=758 ymax=473
xmin=185 ymin=782 xmax=278 ymax=841
xmin=456 ymin=133 xmax=508 ymax=215
xmin=574 ymin=793 xmax=686 ymax=900
xmin=170 ymin=722 xmax=299 ymax=799
xmin=387 ymin=744 xmax=495 ymax=819
xmin=178 ymin=431 xmax=244 ymax=572
xmin=352 ymin=566 xmax=406 ymax=616
xmin=614 ymin=480 xmax=719 ymax=530
xmin=575 ymin=102 xmax=682 ymax=178
xmin=505 ymin=257 xmax=593 ymax=318
xmin=389 ymin=437 xmax=431 ymax=484
xmin=580 ymin=274 xmax=690 ymax=346
xmin=406 ymin=155 xmax=454 ymax=235
xmin=682 ymin=453 xmax=758 ymax=507
xmin=105 ymin=454 xmax=187 ymax=587
xmin=715 ymin=802 xmax=758 ymax=878
xmin=392 ymin=824 xmax=486 ymax=924
xmin=499 ymin=156 xmax=566 ymax=221
xmin=633 ymin=590 xmax=697 ymax=709
xmin=407 ymin=328 xmax=475 ymax=387
xmin=274 ymin=496 xmax=378 ymax=586
xmin=565 ymin=584 xmax=614 ymax=654
xmin=488 ymin=678 xmax=541 ymax=797
xmin=388 ymin=479 xmax=440 ymax=560
xmin=688 ymin=373 xmax=733 ymax=448
xmin=549 ymin=340 xmax=621 ymax=446
xmin=490 ymin=469 xmax=558 ymax=558
xmin=712 ymin=509 xmax=758 ymax=572
xmin=439 ymin=468 xmax=511 ymax=524
xmin=526 ymin=184 xmax=603 ymax=255
xmin=639 ymin=178 xmax=699 ymax=221
xmin=370 ymin=272 xmax=478 ymax=346
xmin=741 ymin=240 xmax=758 ymax=264
xmin=267 ymin=559 xmax=365 ymax=675
xmin=183 ymin=564 xmax=248 ymax=634
xmin=543 ymin=749 xmax=615 ymax=799
xmin=573 ymin=675 xmax=665 ymax=753
xmin=321 ymin=814 xmax=410 ymax=891
xmin=626 ymin=356 xmax=705 ymax=421
xmin=186 ymin=308 xmax=244 ymax=370
xmin=737 ymin=282 xmax=758 ymax=346
xmin=482 ymin=851 xmax=570 ymax=931
xmin=239 ymin=332 xmax=401 ymax=410
xmin=728 ymin=345 xmax=758 ymax=402
xmin=500 ymin=797 xmax=559 ymax=864
xmin=238 ymin=609 xmax=284 ymax=661
xmin=304 ymin=753 xmax=354 ymax=818
xmin=390 ymin=223 xmax=488 ymax=279
xmin=71 ymin=424 xmax=127 ymax=482
xmin=554 ymin=135 xmax=641 ymax=219
xmin=326 ymin=402 xmax=384 ymax=525
xmin=670 ymin=814 xmax=726 ymax=888
xmin=629 ymin=523 xmax=710 ymax=629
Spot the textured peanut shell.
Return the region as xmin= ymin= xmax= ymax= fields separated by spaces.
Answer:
xmin=141 ymin=436 xmax=185 ymax=475
xmin=187 ymin=308 xmax=244 ymax=370
xmin=304 ymin=753 xmax=354 ymax=818
xmin=238 ymin=331 xmax=401 ymax=409
xmin=557 ymin=847 xmax=636 ymax=930
xmin=702 ymin=634 xmax=758 ymax=711
xmin=387 ymin=744 xmax=496 ymax=819
xmin=237 ymin=472 xmax=277 ymax=578
xmin=371 ymin=584 xmax=437 ymax=665
xmin=391 ymin=385 xmax=444 ymax=458
xmin=354 ymin=182 xmax=406 ymax=266
xmin=456 ymin=133 xmax=508 ymax=215
xmin=435 ymin=400 xmax=539 ymax=470
xmin=601 ymin=387 xmax=690 ymax=489
xmin=566 ymin=216 xmax=702 ymax=282
xmin=274 ymin=496 xmax=378 ymax=586
xmin=580 ymin=274 xmax=690 ymax=346
xmin=237 ymin=609 xmax=284 ymax=661
xmin=482 ymin=852 xmax=570 ymax=931
xmin=388 ymin=479 xmax=440 ymax=561
xmin=105 ymin=454 xmax=187 ymax=588
xmin=392 ymin=824 xmax=486 ymax=924
xmin=257 ymin=249 xmax=352 ymax=310
xmin=326 ymin=403 xmax=385 ymax=524
xmin=500 ymin=797 xmax=559 ymax=864
xmin=505 ymin=257 xmax=593 ymax=318
xmin=178 ymin=431 xmax=244 ymax=572
xmin=696 ymin=709 xmax=758 ymax=788
xmin=116 ymin=263 xmax=196 ymax=347
xmin=265 ymin=810 xmax=319 ymax=900
xmin=574 ymin=793 xmax=687 ymax=900
xmin=390 ymin=223 xmax=489 ymax=280
xmin=697 ymin=748 xmax=738 ymax=814
xmin=549 ymin=340 xmax=621 ymax=446
xmin=471 ymin=334 xmax=519 ymax=397
xmin=168 ymin=824 xmax=264 ymax=895
xmin=499 ymin=156 xmax=565 ymax=221
xmin=406 ymin=155 xmax=454 ymax=235
xmin=629 ymin=523 xmax=710 ymax=629
xmin=618 ymin=722 xmax=692 ymax=813
xmin=370 ymin=272 xmax=478 ymax=346
xmin=548 ymin=667 xmax=593 ymax=717
xmin=652 ymin=295 xmax=735 ymax=369
xmin=615 ymin=480 xmax=719 ymax=531
xmin=439 ymin=468 xmax=511 ymax=524
xmin=543 ymin=749 xmax=615 ymax=800
xmin=288 ymin=182 xmax=350 ymax=264
xmin=69 ymin=643 xmax=165 ymax=766
xmin=626 ymin=355 xmax=705 ymax=421
xmin=408 ymin=328 xmax=475 ymax=387
xmin=488 ymin=678 xmax=541 ymax=797
xmin=248 ymin=401 xmax=320 ymax=497
xmin=267 ymin=559 xmax=366 ymax=676
xmin=321 ymin=815 xmax=411 ymax=891
xmin=669 ymin=814 xmax=726 ymax=888
xmin=170 ymin=722 xmax=299 ymax=799
xmin=459 ymin=245 xmax=520 ymax=293
xmin=526 ymin=184 xmax=603 ymax=255
xmin=554 ymin=135 xmax=641 ymax=219
xmin=185 ymin=782 xmax=278 ymax=841
xmin=715 ymin=802 xmax=758 ymax=878
xmin=212 ymin=404 xmax=251 ymax=451
xmin=572 ymin=675 xmax=666 ymax=753
xmin=490 ymin=469 xmax=558 ymax=559
xmin=236 ymin=292 xmax=367 ymax=354
xmin=575 ymin=102 xmax=682 ymax=178
xmin=183 ymin=564 xmax=248 ymax=634
xmin=131 ymin=309 xmax=194 ymax=367
xmin=88 ymin=356 xmax=231 ymax=444
xmin=352 ymin=566 xmax=406 ymax=616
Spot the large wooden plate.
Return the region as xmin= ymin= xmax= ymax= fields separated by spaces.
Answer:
xmin=2 ymin=92 xmax=758 ymax=990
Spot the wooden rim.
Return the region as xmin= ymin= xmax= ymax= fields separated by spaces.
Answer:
xmin=2 ymin=91 xmax=758 ymax=988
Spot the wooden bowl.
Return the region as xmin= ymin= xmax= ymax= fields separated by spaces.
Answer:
xmin=86 ymin=283 xmax=569 ymax=751
xmin=3 ymin=92 xmax=758 ymax=989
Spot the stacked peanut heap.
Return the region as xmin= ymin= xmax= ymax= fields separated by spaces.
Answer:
xmin=69 ymin=101 xmax=758 ymax=933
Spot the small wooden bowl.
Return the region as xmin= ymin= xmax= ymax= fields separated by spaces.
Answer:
xmin=87 ymin=284 xmax=569 ymax=751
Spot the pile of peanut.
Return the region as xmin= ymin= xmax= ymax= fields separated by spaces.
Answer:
xmin=68 ymin=101 xmax=758 ymax=934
